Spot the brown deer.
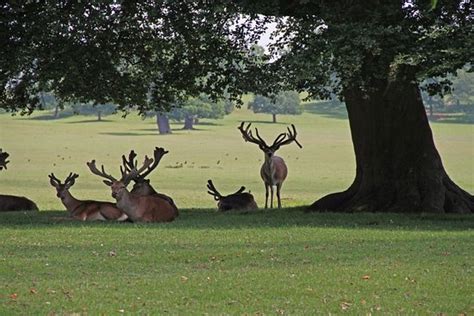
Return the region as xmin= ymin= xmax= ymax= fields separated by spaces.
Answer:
xmin=0 ymin=149 xmax=38 ymax=212
xmin=207 ymin=179 xmax=258 ymax=211
xmin=86 ymin=157 xmax=178 ymax=223
xmin=48 ymin=173 xmax=128 ymax=221
xmin=238 ymin=122 xmax=302 ymax=208
xmin=120 ymin=147 xmax=178 ymax=211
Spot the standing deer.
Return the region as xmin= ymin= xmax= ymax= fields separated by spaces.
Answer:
xmin=86 ymin=157 xmax=178 ymax=223
xmin=0 ymin=149 xmax=38 ymax=212
xmin=207 ymin=179 xmax=258 ymax=211
xmin=120 ymin=147 xmax=178 ymax=211
xmin=48 ymin=173 xmax=128 ymax=221
xmin=238 ymin=122 xmax=302 ymax=208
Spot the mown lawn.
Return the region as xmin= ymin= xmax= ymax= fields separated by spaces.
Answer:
xmin=0 ymin=105 xmax=473 ymax=314
xmin=1 ymin=210 xmax=473 ymax=314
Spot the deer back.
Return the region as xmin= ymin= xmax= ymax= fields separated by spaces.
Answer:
xmin=218 ymin=192 xmax=258 ymax=212
xmin=0 ymin=194 xmax=39 ymax=212
xmin=117 ymin=192 xmax=178 ymax=223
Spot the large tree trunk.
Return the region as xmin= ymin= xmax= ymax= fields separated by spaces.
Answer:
xmin=309 ymin=78 xmax=473 ymax=214
xmin=272 ymin=113 xmax=277 ymax=123
xmin=156 ymin=113 xmax=172 ymax=134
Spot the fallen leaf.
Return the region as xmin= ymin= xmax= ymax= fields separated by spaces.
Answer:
xmin=30 ymin=288 xmax=38 ymax=294
xmin=9 ymin=293 xmax=18 ymax=300
xmin=340 ymin=301 xmax=352 ymax=311
xmin=362 ymin=275 xmax=370 ymax=280
xmin=109 ymin=250 xmax=117 ymax=257
xmin=180 ymin=276 xmax=188 ymax=282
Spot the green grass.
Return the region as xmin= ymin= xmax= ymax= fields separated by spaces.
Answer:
xmin=0 ymin=105 xmax=473 ymax=314
xmin=1 ymin=210 xmax=473 ymax=314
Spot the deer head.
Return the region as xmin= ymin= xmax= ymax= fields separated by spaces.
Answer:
xmin=120 ymin=147 xmax=168 ymax=194
xmin=0 ymin=149 xmax=10 ymax=170
xmin=237 ymin=122 xmax=303 ymax=158
xmin=86 ymin=156 xmax=153 ymax=199
xmin=48 ymin=173 xmax=79 ymax=199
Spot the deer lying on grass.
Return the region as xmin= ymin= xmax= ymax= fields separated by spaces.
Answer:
xmin=87 ymin=157 xmax=178 ymax=223
xmin=207 ymin=179 xmax=258 ymax=211
xmin=0 ymin=149 xmax=38 ymax=212
xmin=238 ymin=122 xmax=302 ymax=208
xmin=121 ymin=147 xmax=178 ymax=211
xmin=0 ymin=194 xmax=39 ymax=212
xmin=0 ymin=148 xmax=9 ymax=170
xmin=49 ymin=173 xmax=128 ymax=221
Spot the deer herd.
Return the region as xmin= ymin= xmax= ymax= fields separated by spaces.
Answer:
xmin=0 ymin=122 xmax=303 ymax=222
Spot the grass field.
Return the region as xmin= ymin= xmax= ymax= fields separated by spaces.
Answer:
xmin=1 ymin=105 xmax=473 ymax=314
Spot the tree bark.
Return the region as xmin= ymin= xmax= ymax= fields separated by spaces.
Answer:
xmin=183 ymin=115 xmax=195 ymax=130
xmin=308 ymin=78 xmax=473 ymax=214
xmin=272 ymin=113 xmax=277 ymax=123
xmin=97 ymin=110 xmax=102 ymax=121
xmin=156 ymin=113 xmax=172 ymax=134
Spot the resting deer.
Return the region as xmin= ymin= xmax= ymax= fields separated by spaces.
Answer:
xmin=0 ymin=148 xmax=9 ymax=170
xmin=0 ymin=149 xmax=38 ymax=212
xmin=207 ymin=179 xmax=258 ymax=211
xmin=49 ymin=173 xmax=128 ymax=221
xmin=121 ymin=147 xmax=178 ymax=211
xmin=238 ymin=122 xmax=302 ymax=208
xmin=87 ymin=157 xmax=178 ymax=223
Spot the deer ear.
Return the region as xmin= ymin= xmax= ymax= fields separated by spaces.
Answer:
xmin=103 ymin=180 xmax=113 ymax=186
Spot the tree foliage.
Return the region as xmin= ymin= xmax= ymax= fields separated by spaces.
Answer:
xmin=0 ymin=1 xmax=266 ymax=114
xmin=1 ymin=2 xmax=471 ymax=114
xmin=248 ymin=91 xmax=302 ymax=122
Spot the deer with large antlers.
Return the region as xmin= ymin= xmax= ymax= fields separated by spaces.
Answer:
xmin=49 ymin=173 xmax=127 ymax=221
xmin=0 ymin=149 xmax=38 ymax=212
xmin=121 ymin=147 xmax=178 ymax=211
xmin=207 ymin=179 xmax=258 ymax=211
xmin=86 ymin=156 xmax=178 ymax=223
xmin=238 ymin=122 xmax=303 ymax=208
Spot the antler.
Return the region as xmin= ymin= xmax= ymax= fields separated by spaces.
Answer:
xmin=237 ymin=122 xmax=269 ymax=147
xmin=86 ymin=160 xmax=118 ymax=185
xmin=48 ymin=173 xmax=61 ymax=187
xmin=271 ymin=124 xmax=303 ymax=149
xmin=207 ymin=180 xmax=222 ymax=201
xmin=121 ymin=147 xmax=168 ymax=181
xmin=121 ymin=150 xmax=138 ymax=174
xmin=48 ymin=172 xmax=79 ymax=188
xmin=139 ymin=147 xmax=169 ymax=179
xmin=0 ymin=149 xmax=10 ymax=170
xmin=64 ymin=172 xmax=79 ymax=186
xmin=232 ymin=186 xmax=246 ymax=195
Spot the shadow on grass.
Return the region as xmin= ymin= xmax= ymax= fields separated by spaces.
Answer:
xmin=1 ymin=208 xmax=472 ymax=231
xmin=304 ymin=101 xmax=348 ymax=120
xmin=428 ymin=112 xmax=474 ymax=125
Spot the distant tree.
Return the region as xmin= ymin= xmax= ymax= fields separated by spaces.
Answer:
xmin=169 ymin=95 xmax=231 ymax=130
xmin=71 ymin=103 xmax=117 ymax=121
xmin=248 ymin=91 xmax=302 ymax=123
xmin=449 ymin=68 xmax=474 ymax=109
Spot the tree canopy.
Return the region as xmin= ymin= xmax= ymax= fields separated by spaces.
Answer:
xmin=248 ymin=91 xmax=302 ymax=123
xmin=1 ymin=1 xmax=472 ymax=114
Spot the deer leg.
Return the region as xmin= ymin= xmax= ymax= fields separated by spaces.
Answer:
xmin=270 ymin=185 xmax=274 ymax=208
xmin=264 ymin=184 xmax=269 ymax=209
xmin=276 ymin=183 xmax=282 ymax=208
